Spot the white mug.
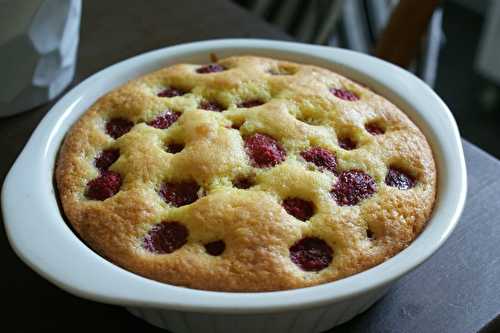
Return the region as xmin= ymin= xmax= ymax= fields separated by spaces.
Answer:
xmin=0 ymin=0 xmax=81 ymax=117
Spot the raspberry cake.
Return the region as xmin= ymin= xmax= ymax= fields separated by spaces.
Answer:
xmin=56 ymin=56 xmax=436 ymax=291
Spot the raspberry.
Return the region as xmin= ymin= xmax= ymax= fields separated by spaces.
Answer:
xmin=300 ymin=147 xmax=337 ymax=174
xmin=157 ymin=87 xmax=187 ymax=98
xmin=106 ymin=118 xmax=134 ymax=139
xmin=233 ymin=177 xmax=253 ymax=189
xmin=166 ymin=143 xmax=184 ymax=154
xmin=231 ymin=122 xmax=243 ymax=130
xmin=237 ymin=100 xmax=264 ymax=108
xmin=330 ymin=88 xmax=359 ymax=101
xmin=338 ymin=137 xmax=357 ymax=150
xmin=366 ymin=228 xmax=374 ymax=239
xmin=94 ymin=149 xmax=120 ymax=171
xmin=159 ymin=182 xmax=200 ymax=207
xmin=244 ymin=133 xmax=286 ymax=168
xmin=200 ymin=101 xmax=225 ymax=112
xmin=385 ymin=167 xmax=416 ymax=190
xmin=85 ymin=170 xmax=122 ymax=200
xmin=204 ymin=240 xmax=225 ymax=256
xmin=196 ymin=64 xmax=225 ymax=74
xmin=365 ymin=122 xmax=385 ymax=135
xmin=148 ymin=110 xmax=181 ymax=129
xmin=331 ymin=170 xmax=377 ymax=206
xmin=143 ymin=222 xmax=188 ymax=254
xmin=283 ymin=198 xmax=314 ymax=221
xmin=290 ymin=237 xmax=333 ymax=271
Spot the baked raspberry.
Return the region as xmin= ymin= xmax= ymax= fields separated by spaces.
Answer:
xmin=204 ymin=240 xmax=225 ymax=256
xmin=300 ymin=147 xmax=337 ymax=174
xmin=290 ymin=237 xmax=333 ymax=271
xmin=106 ymin=118 xmax=134 ymax=139
xmin=143 ymin=222 xmax=188 ymax=254
xmin=200 ymin=101 xmax=225 ymax=112
xmin=231 ymin=122 xmax=243 ymax=130
xmin=385 ymin=167 xmax=416 ymax=190
xmin=157 ymin=87 xmax=187 ymax=98
xmin=338 ymin=137 xmax=357 ymax=150
xmin=148 ymin=110 xmax=181 ymax=129
xmin=331 ymin=88 xmax=359 ymax=101
xmin=365 ymin=122 xmax=385 ymax=135
xmin=85 ymin=170 xmax=122 ymax=200
xmin=196 ymin=64 xmax=225 ymax=74
xmin=237 ymin=100 xmax=264 ymax=108
xmin=94 ymin=149 xmax=120 ymax=171
xmin=166 ymin=143 xmax=184 ymax=154
xmin=159 ymin=182 xmax=200 ymax=207
xmin=233 ymin=177 xmax=253 ymax=189
xmin=366 ymin=228 xmax=374 ymax=239
xmin=283 ymin=198 xmax=314 ymax=221
xmin=331 ymin=170 xmax=377 ymax=206
xmin=244 ymin=133 xmax=286 ymax=168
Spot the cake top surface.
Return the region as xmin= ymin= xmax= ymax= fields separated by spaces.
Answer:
xmin=56 ymin=55 xmax=436 ymax=291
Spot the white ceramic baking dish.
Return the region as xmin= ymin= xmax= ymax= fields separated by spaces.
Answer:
xmin=2 ymin=39 xmax=467 ymax=333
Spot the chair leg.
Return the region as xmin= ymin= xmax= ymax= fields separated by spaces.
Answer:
xmin=420 ymin=7 xmax=444 ymax=87
xmin=374 ymin=0 xmax=440 ymax=68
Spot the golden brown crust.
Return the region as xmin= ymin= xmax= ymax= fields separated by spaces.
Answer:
xmin=56 ymin=56 xmax=436 ymax=291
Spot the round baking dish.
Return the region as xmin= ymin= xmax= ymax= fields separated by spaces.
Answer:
xmin=2 ymin=39 xmax=467 ymax=333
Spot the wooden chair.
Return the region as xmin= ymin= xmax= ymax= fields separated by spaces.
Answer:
xmin=234 ymin=0 xmax=443 ymax=86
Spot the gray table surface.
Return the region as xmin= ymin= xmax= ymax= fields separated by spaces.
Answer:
xmin=1 ymin=1 xmax=499 ymax=332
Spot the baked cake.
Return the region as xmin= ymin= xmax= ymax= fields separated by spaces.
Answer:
xmin=56 ymin=56 xmax=436 ymax=291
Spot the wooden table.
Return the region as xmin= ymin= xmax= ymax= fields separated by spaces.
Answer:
xmin=1 ymin=1 xmax=499 ymax=332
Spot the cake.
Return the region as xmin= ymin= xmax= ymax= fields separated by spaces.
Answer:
xmin=55 ymin=55 xmax=436 ymax=291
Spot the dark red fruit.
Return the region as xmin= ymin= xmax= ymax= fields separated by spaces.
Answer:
xmin=300 ymin=147 xmax=337 ymax=174
xmin=157 ymin=87 xmax=187 ymax=98
xmin=237 ymin=100 xmax=264 ymax=108
xmin=385 ymin=167 xmax=416 ymax=190
xmin=85 ymin=170 xmax=122 ymax=200
xmin=283 ymin=198 xmax=314 ymax=221
xmin=231 ymin=122 xmax=243 ymax=130
xmin=290 ymin=237 xmax=333 ymax=271
xmin=166 ymin=143 xmax=184 ymax=154
xmin=233 ymin=177 xmax=253 ymax=189
xmin=338 ymin=137 xmax=357 ymax=150
xmin=94 ymin=149 xmax=120 ymax=171
xmin=196 ymin=64 xmax=225 ymax=74
xmin=331 ymin=170 xmax=377 ymax=206
xmin=244 ymin=133 xmax=286 ymax=168
xmin=204 ymin=240 xmax=225 ymax=256
xmin=143 ymin=222 xmax=188 ymax=254
xmin=200 ymin=101 xmax=225 ymax=112
xmin=159 ymin=182 xmax=200 ymax=207
xmin=330 ymin=88 xmax=359 ymax=101
xmin=366 ymin=228 xmax=374 ymax=239
xmin=147 ymin=110 xmax=181 ymax=129
xmin=106 ymin=118 xmax=134 ymax=139
xmin=365 ymin=123 xmax=385 ymax=135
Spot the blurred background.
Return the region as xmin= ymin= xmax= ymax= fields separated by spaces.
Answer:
xmin=232 ymin=0 xmax=500 ymax=158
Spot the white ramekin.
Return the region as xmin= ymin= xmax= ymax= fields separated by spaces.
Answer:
xmin=1 ymin=39 xmax=467 ymax=333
